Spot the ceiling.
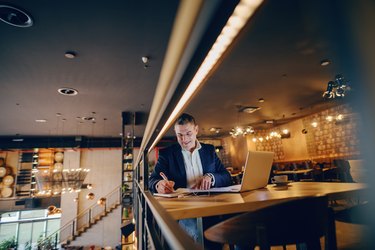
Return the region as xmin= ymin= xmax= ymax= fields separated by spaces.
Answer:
xmin=0 ymin=0 xmax=352 ymax=143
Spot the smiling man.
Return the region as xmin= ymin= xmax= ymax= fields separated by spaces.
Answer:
xmin=149 ymin=113 xmax=231 ymax=194
xmin=149 ymin=113 xmax=232 ymax=246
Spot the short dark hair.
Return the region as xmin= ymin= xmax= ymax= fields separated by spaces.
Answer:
xmin=175 ymin=113 xmax=196 ymax=126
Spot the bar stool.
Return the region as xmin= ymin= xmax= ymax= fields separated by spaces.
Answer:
xmin=204 ymin=195 xmax=337 ymax=250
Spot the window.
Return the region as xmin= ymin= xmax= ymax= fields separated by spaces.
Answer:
xmin=0 ymin=209 xmax=60 ymax=248
xmin=20 ymin=210 xmax=45 ymax=219
xmin=0 ymin=223 xmax=17 ymax=241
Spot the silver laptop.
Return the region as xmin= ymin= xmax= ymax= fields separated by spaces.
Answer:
xmin=182 ymin=150 xmax=274 ymax=193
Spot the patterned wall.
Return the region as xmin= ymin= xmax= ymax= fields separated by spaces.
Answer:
xmin=302 ymin=104 xmax=360 ymax=159
xmin=254 ymin=130 xmax=285 ymax=161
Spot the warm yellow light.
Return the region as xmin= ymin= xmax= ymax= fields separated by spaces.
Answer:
xmin=311 ymin=122 xmax=318 ymax=128
xmin=326 ymin=116 xmax=333 ymax=122
xmin=149 ymin=0 xmax=264 ymax=151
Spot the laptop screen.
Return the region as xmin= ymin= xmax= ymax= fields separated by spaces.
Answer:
xmin=240 ymin=151 xmax=274 ymax=191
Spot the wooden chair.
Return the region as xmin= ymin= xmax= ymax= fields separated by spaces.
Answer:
xmin=204 ymin=195 xmax=337 ymax=250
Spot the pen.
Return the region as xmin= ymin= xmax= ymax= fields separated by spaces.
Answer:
xmin=160 ymin=172 xmax=174 ymax=192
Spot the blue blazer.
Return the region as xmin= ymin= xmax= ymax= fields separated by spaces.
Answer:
xmin=149 ymin=143 xmax=231 ymax=193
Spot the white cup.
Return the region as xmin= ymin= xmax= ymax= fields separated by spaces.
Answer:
xmin=272 ymin=175 xmax=288 ymax=183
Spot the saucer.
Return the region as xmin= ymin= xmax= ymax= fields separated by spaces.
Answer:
xmin=272 ymin=181 xmax=291 ymax=186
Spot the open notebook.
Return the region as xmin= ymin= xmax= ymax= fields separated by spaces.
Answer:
xmin=154 ymin=150 xmax=274 ymax=197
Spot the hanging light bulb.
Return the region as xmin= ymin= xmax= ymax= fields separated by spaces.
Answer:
xmin=86 ymin=192 xmax=95 ymax=200
xmin=97 ymin=197 xmax=106 ymax=206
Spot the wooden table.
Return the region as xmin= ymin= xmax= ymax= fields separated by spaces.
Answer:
xmin=274 ymin=169 xmax=314 ymax=181
xmin=156 ymin=182 xmax=367 ymax=220
xmin=274 ymin=169 xmax=313 ymax=175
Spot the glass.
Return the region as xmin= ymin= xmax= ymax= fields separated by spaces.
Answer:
xmin=0 ymin=211 xmax=19 ymax=222
xmin=46 ymin=219 xmax=60 ymax=237
xmin=0 ymin=223 xmax=17 ymax=241
xmin=20 ymin=209 xmax=45 ymax=219
xmin=31 ymin=221 xmax=45 ymax=243
xmin=18 ymin=223 xmax=32 ymax=245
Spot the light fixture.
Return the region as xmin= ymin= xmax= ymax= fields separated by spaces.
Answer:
xmin=252 ymin=129 xmax=290 ymax=143
xmin=336 ymin=114 xmax=344 ymax=121
xmin=0 ymin=5 xmax=33 ymax=28
xmin=35 ymin=168 xmax=90 ymax=195
xmin=320 ymin=59 xmax=331 ymax=66
xmin=209 ymin=127 xmax=221 ymax=134
xmin=58 ymin=87 xmax=78 ymax=96
xmin=311 ymin=121 xmax=318 ymax=128
xmin=258 ymin=98 xmax=265 ymax=103
xmin=97 ymin=197 xmax=106 ymax=206
xmin=46 ymin=205 xmax=62 ymax=216
xmin=326 ymin=116 xmax=334 ymax=122
xmin=141 ymin=56 xmax=149 ymax=64
xmin=64 ymin=51 xmax=77 ymax=59
xmin=86 ymin=192 xmax=95 ymax=200
xmin=142 ymin=56 xmax=149 ymax=68
xmin=240 ymin=106 xmax=261 ymax=114
xmin=229 ymin=126 xmax=254 ymax=138
xmin=35 ymin=119 xmax=47 ymax=123
xmin=149 ymin=0 xmax=264 ymax=151
xmin=322 ymin=74 xmax=350 ymax=99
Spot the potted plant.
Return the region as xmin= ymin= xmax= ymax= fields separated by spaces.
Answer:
xmin=36 ymin=235 xmax=54 ymax=250
xmin=0 ymin=236 xmax=17 ymax=249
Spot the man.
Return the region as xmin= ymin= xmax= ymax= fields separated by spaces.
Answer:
xmin=149 ymin=113 xmax=232 ymax=246
xmin=149 ymin=113 xmax=231 ymax=193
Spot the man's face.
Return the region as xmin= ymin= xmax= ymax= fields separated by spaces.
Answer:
xmin=175 ymin=122 xmax=198 ymax=152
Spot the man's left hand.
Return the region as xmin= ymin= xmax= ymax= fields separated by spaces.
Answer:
xmin=193 ymin=175 xmax=212 ymax=190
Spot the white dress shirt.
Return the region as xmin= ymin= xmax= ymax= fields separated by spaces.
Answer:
xmin=181 ymin=141 xmax=203 ymax=188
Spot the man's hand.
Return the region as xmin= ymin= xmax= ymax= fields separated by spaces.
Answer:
xmin=192 ymin=175 xmax=212 ymax=190
xmin=156 ymin=180 xmax=175 ymax=194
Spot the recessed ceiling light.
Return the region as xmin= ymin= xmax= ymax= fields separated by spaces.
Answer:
xmin=240 ymin=106 xmax=261 ymax=114
xmin=258 ymin=98 xmax=265 ymax=103
xmin=35 ymin=119 xmax=47 ymax=123
xmin=265 ymin=120 xmax=274 ymax=124
xmin=0 ymin=5 xmax=33 ymax=28
xmin=65 ymin=51 xmax=77 ymax=59
xmin=141 ymin=56 xmax=149 ymax=64
xmin=58 ymin=87 xmax=78 ymax=96
xmin=320 ymin=59 xmax=331 ymax=66
xmin=81 ymin=117 xmax=95 ymax=121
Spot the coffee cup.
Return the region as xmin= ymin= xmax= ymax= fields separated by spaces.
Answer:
xmin=272 ymin=175 xmax=288 ymax=183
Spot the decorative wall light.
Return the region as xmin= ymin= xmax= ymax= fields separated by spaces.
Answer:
xmin=229 ymin=126 xmax=254 ymax=138
xmin=86 ymin=192 xmax=95 ymax=200
xmin=322 ymin=74 xmax=350 ymax=99
xmin=47 ymin=205 xmax=62 ymax=216
xmin=97 ymin=197 xmax=106 ymax=206
xmin=252 ymin=130 xmax=284 ymax=142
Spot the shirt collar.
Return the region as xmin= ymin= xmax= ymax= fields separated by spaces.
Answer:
xmin=181 ymin=140 xmax=201 ymax=153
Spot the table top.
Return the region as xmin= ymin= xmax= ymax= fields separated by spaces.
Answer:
xmin=274 ymin=169 xmax=313 ymax=175
xmin=156 ymin=182 xmax=367 ymax=220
